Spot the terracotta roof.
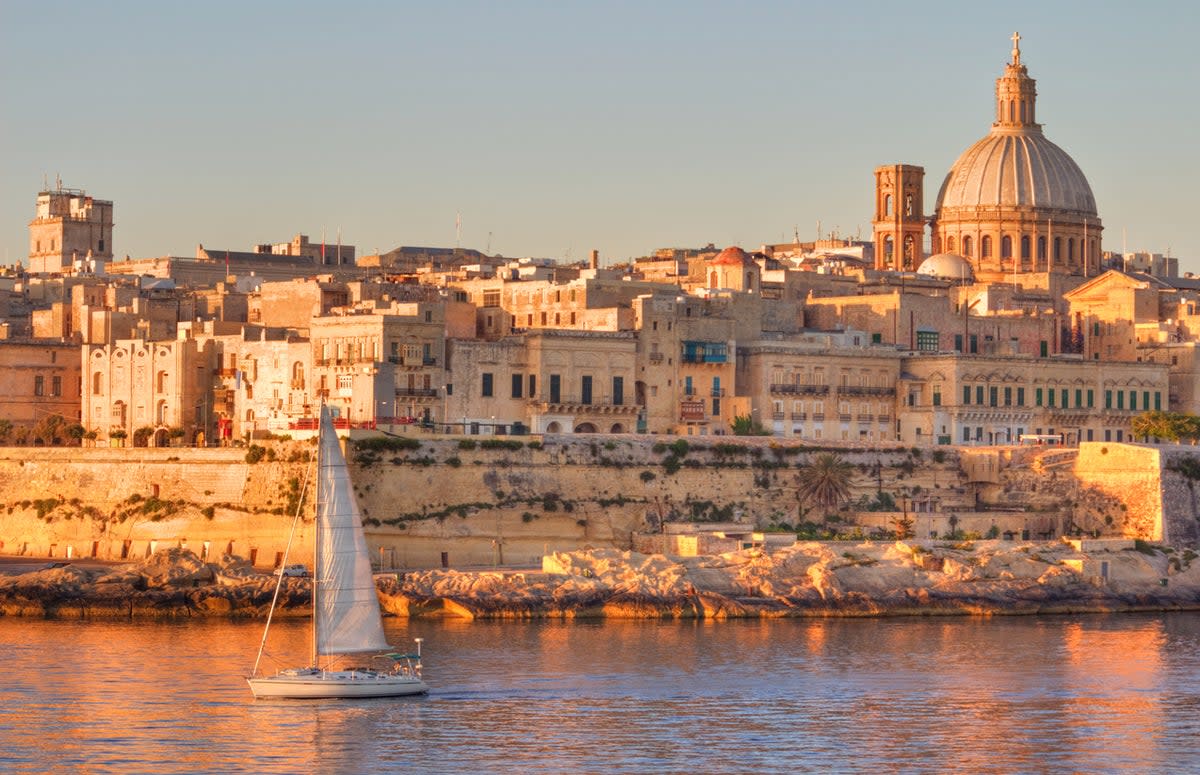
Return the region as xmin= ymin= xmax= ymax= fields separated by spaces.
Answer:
xmin=710 ymin=246 xmax=750 ymax=266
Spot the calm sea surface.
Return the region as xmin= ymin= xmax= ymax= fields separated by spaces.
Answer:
xmin=2 ymin=613 xmax=1199 ymax=774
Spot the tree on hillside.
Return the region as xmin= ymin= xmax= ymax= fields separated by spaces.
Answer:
xmin=730 ymin=414 xmax=770 ymax=436
xmin=1131 ymin=411 xmax=1200 ymax=443
xmin=795 ymin=452 xmax=856 ymax=519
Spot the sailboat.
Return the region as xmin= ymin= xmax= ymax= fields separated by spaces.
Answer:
xmin=247 ymin=405 xmax=428 ymax=699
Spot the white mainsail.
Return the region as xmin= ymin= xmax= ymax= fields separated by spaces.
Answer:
xmin=314 ymin=406 xmax=390 ymax=656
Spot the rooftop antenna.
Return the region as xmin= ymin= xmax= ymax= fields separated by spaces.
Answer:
xmin=793 ymin=225 xmax=800 ymax=245
xmin=455 ymin=212 xmax=462 ymax=249
xmin=486 ymin=231 xmax=493 ymax=254
xmin=816 ymin=220 xmax=822 ymax=240
xmin=42 ymin=173 xmax=48 ymax=190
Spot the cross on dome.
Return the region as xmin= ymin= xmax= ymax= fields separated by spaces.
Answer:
xmin=1011 ymin=31 xmax=1021 ymax=65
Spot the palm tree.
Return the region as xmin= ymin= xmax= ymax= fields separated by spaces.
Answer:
xmin=795 ymin=453 xmax=856 ymax=519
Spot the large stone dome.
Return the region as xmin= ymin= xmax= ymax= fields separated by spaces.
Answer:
xmin=929 ymin=34 xmax=1102 ymax=278
xmin=935 ymin=129 xmax=1097 ymax=217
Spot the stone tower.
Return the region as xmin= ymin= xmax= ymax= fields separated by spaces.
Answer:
xmin=27 ymin=184 xmax=114 ymax=274
xmin=872 ymin=164 xmax=925 ymax=271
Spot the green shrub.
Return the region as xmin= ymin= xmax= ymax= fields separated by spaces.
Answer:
xmin=356 ymin=436 xmax=421 ymax=452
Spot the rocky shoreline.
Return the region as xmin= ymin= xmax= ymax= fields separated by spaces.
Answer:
xmin=3 ymin=540 xmax=1200 ymax=620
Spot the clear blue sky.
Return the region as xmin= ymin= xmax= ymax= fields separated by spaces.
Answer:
xmin=2 ymin=1 xmax=1197 ymax=272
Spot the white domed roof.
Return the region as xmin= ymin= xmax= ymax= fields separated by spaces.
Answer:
xmin=917 ymin=252 xmax=975 ymax=281
xmin=935 ymin=128 xmax=1097 ymax=217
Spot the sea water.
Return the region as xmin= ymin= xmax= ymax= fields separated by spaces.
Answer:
xmin=2 ymin=614 xmax=1199 ymax=773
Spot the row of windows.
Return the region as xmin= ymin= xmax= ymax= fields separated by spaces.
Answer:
xmin=916 ymin=330 xmax=1051 ymax=357
xmin=945 ymin=234 xmax=1095 ymax=264
xmin=33 ymin=238 xmax=106 ymax=254
xmin=956 ymin=385 xmax=1161 ymax=411
xmin=33 ymin=375 xmax=64 ymax=397
xmin=481 ymin=373 xmax=625 ymax=406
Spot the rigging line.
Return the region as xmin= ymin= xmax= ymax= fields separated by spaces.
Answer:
xmin=249 ymin=449 xmax=315 ymax=678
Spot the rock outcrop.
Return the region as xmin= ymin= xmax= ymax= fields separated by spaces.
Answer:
xmin=382 ymin=540 xmax=1200 ymax=619
xmin=4 ymin=540 xmax=1200 ymax=620
xmin=0 ymin=548 xmax=310 ymax=619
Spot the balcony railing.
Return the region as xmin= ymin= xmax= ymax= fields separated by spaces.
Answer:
xmin=770 ymin=383 xmax=830 ymax=396
xmin=396 ymin=387 xmax=438 ymax=397
xmin=772 ymin=412 xmax=785 ymax=421
xmin=811 ymin=413 xmax=825 ymax=422
xmin=839 ymin=385 xmax=896 ymax=396
xmin=648 ymin=352 xmax=664 ymax=364
xmin=839 ymin=414 xmax=852 ymax=422
xmin=792 ymin=412 xmax=807 ymax=421
xmin=859 ymin=413 xmax=874 ymax=422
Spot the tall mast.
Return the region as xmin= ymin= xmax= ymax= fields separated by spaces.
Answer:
xmin=311 ymin=421 xmax=322 ymax=668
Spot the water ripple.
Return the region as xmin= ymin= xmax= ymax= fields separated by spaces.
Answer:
xmin=1 ymin=615 xmax=1199 ymax=773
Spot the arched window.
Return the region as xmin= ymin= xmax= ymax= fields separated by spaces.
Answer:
xmin=963 ymin=236 xmax=973 ymax=257
xmin=156 ymin=370 xmax=168 ymax=393
xmin=709 ymin=271 xmax=718 ymax=289
xmin=884 ymin=194 xmax=893 ymax=217
xmin=883 ymin=235 xmax=894 ymax=264
xmin=903 ymin=235 xmax=916 ymax=268
xmin=1001 ymin=235 xmax=1012 ymax=258
xmin=981 ymin=235 xmax=993 ymax=258
xmin=1009 ymin=101 xmax=1015 ymax=122
xmin=1021 ymin=235 xmax=1031 ymax=260
xmin=1068 ymin=238 xmax=1075 ymax=263
xmin=905 ymin=194 xmax=914 ymax=217
xmin=1054 ymin=237 xmax=1062 ymax=262
xmin=1037 ymin=236 xmax=1047 ymax=260
xmin=946 ymin=235 xmax=956 ymax=253
xmin=745 ymin=271 xmax=753 ymax=290
xmin=92 ymin=372 xmax=103 ymax=396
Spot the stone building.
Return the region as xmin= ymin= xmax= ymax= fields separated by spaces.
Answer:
xmin=310 ymin=299 xmax=475 ymax=427
xmin=738 ymin=335 xmax=901 ymax=441
xmin=898 ymin=353 xmax=1169 ymax=446
xmin=83 ymin=337 xmax=212 ymax=446
xmin=446 ymin=329 xmax=640 ymax=434
xmin=194 ymin=325 xmax=312 ymax=442
xmin=27 ymin=186 xmax=114 ymax=275
xmin=0 ymin=340 xmax=83 ymax=434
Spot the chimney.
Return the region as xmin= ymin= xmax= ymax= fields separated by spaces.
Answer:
xmin=589 ymin=249 xmax=599 ymax=270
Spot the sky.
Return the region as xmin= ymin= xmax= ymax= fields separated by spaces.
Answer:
xmin=2 ymin=1 xmax=1198 ymax=272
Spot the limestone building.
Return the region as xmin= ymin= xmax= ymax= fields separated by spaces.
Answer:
xmin=27 ymin=186 xmax=113 ymax=274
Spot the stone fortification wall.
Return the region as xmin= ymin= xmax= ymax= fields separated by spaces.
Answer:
xmin=0 ymin=437 xmax=964 ymax=567
xmin=2 ymin=436 xmax=1191 ymax=570
xmin=1074 ymin=443 xmax=1164 ymax=540
xmin=1071 ymin=442 xmax=1200 ymax=545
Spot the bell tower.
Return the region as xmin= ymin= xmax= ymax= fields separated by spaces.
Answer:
xmin=872 ymin=164 xmax=925 ymax=271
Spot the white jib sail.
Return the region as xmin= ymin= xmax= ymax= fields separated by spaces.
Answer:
xmin=315 ymin=407 xmax=391 ymax=656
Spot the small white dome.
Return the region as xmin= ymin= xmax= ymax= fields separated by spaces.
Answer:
xmin=917 ymin=253 xmax=975 ymax=281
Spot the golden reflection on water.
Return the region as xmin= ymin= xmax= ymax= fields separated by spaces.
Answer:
xmin=2 ymin=614 xmax=1199 ymax=773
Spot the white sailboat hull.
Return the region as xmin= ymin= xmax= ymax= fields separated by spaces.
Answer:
xmin=247 ymin=670 xmax=428 ymax=699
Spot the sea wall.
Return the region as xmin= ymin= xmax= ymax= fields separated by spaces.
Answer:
xmin=0 ymin=436 xmax=1188 ymax=569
